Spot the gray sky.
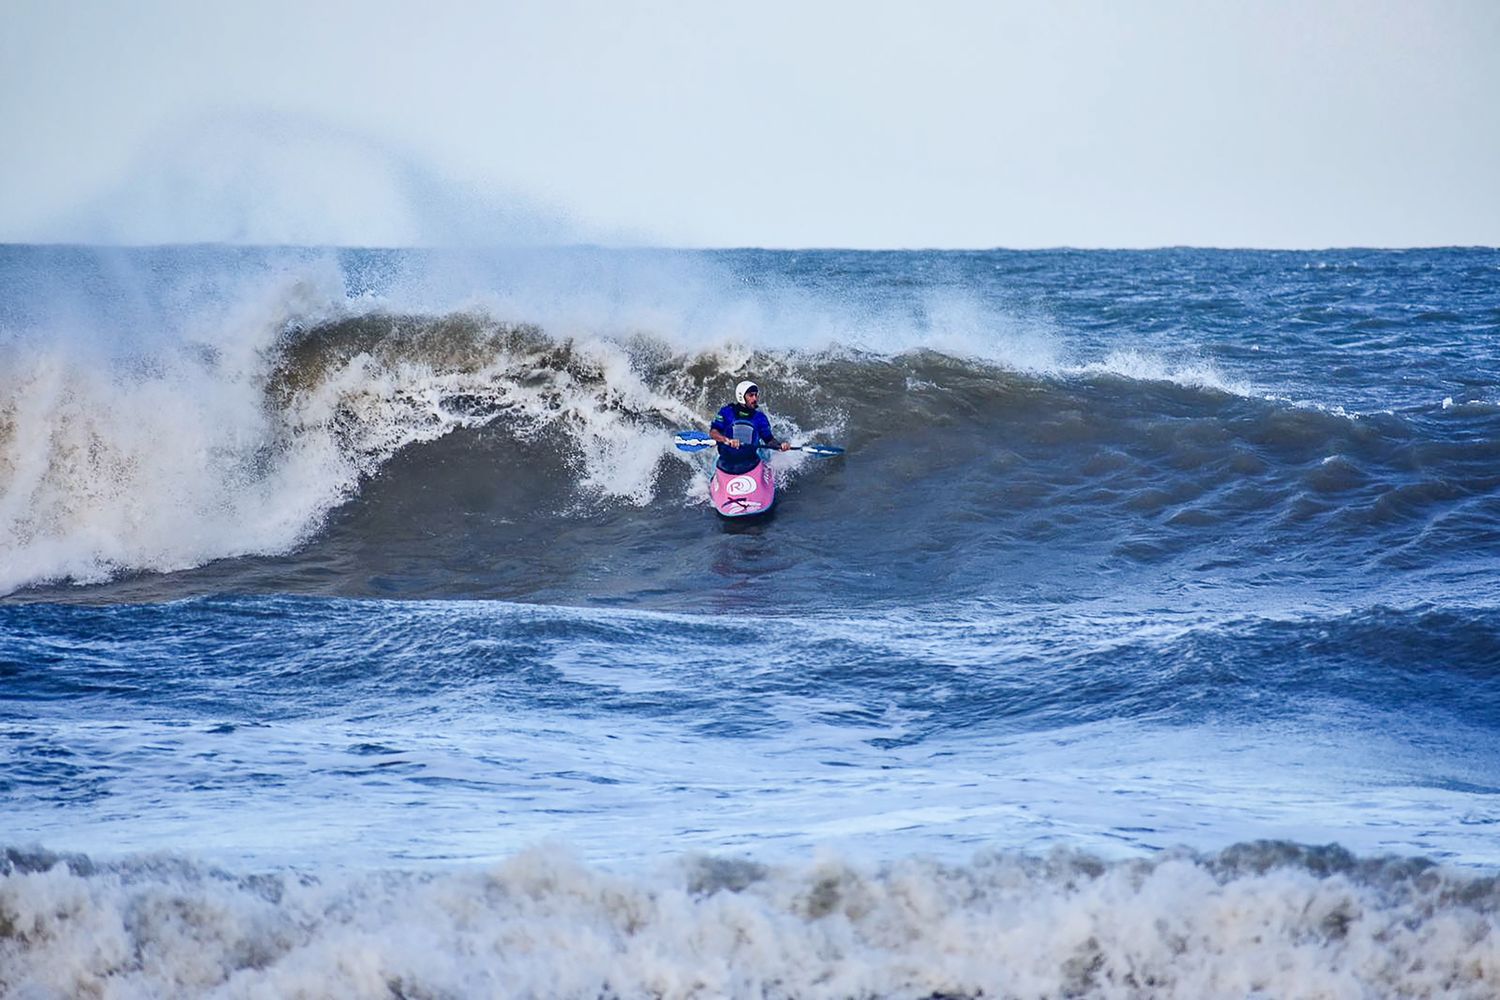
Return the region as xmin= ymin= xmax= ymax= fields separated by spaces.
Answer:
xmin=3 ymin=0 xmax=1497 ymax=248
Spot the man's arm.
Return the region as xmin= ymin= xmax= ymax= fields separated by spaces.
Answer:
xmin=758 ymin=413 xmax=790 ymax=451
xmin=709 ymin=410 xmax=741 ymax=448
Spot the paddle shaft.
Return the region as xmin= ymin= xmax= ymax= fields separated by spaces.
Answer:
xmin=673 ymin=430 xmax=843 ymax=457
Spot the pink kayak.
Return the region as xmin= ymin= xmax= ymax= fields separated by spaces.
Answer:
xmin=708 ymin=459 xmax=776 ymax=517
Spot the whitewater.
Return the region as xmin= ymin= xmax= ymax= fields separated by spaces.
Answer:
xmin=2 ymin=244 xmax=1498 ymax=997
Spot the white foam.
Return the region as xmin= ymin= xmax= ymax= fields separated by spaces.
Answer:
xmin=1 ymin=845 xmax=1494 ymax=999
xmin=1070 ymin=348 xmax=1252 ymax=396
xmin=0 ymin=260 xmax=711 ymax=594
xmin=0 ymin=269 xmax=355 ymax=593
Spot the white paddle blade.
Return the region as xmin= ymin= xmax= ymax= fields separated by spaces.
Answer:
xmin=674 ymin=430 xmax=714 ymax=452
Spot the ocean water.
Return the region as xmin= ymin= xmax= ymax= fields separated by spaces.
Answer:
xmin=2 ymin=244 xmax=1499 ymax=996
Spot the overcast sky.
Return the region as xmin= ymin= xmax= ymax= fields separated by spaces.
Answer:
xmin=3 ymin=0 xmax=1497 ymax=248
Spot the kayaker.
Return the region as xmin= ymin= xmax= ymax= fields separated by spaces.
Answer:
xmin=709 ymin=381 xmax=791 ymax=474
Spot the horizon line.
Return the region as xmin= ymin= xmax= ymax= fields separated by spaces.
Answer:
xmin=4 ymin=240 xmax=1498 ymax=254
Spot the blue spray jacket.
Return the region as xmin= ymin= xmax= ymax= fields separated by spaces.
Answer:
xmin=711 ymin=403 xmax=779 ymax=474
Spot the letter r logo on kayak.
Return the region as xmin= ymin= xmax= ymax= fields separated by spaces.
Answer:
xmin=726 ymin=476 xmax=757 ymax=496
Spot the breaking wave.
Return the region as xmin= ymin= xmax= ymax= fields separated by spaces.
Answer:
xmin=4 ymin=299 xmax=1498 ymax=601
xmin=3 ymin=246 xmax=1497 ymax=602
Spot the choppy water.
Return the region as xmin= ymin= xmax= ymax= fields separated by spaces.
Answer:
xmin=2 ymin=245 xmax=1498 ymax=997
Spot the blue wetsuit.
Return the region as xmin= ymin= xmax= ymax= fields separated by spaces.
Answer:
xmin=711 ymin=403 xmax=779 ymax=474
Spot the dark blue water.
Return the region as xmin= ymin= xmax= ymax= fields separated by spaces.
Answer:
xmin=2 ymin=246 xmax=1498 ymax=997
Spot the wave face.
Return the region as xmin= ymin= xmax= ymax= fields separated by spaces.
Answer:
xmin=3 ymin=245 xmax=1500 ymax=996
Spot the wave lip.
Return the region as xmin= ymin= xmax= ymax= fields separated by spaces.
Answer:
xmin=2 ymin=842 xmax=1496 ymax=999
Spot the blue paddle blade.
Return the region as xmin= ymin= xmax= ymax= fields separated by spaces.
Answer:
xmin=801 ymin=443 xmax=845 ymax=457
xmin=674 ymin=430 xmax=713 ymax=452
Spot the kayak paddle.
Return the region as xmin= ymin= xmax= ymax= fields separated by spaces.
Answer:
xmin=673 ymin=430 xmax=843 ymax=457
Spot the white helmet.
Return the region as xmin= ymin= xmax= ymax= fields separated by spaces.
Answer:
xmin=735 ymin=380 xmax=761 ymax=405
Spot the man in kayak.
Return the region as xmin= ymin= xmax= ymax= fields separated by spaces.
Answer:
xmin=709 ymin=380 xmax=792 ymax=474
